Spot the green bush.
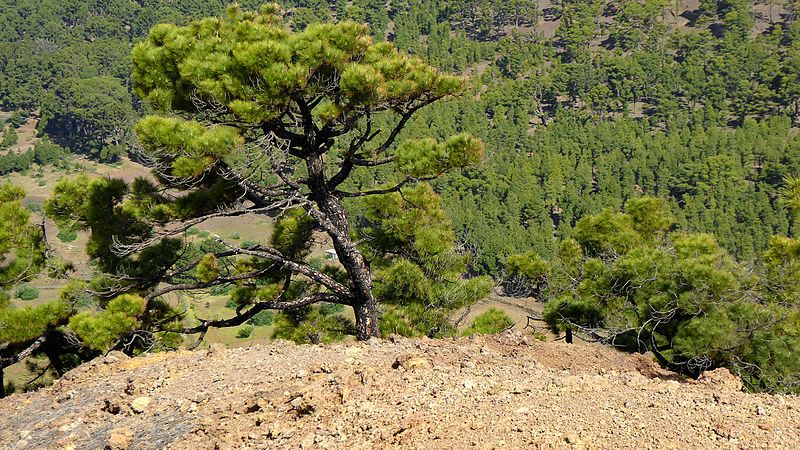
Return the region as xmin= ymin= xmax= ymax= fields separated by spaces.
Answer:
xmin=462 ymin=308 xmax=514 ymax=336
xmin=241 ymin=240 xmax=259 ymax=249
xmin=319 ymin=302 xmax=345 ymax=316
xmin=248 ymin=310 xmax=274 ymax=327
xmin=33 ymin=139 xmax=68 ymax=166
xmin=186 ymin=227 xmax=210 ymax=238
xmin=6 ymin=111 xmax=25 ymax=128
xmin=209 ymin=284 xmax=233 ymax=296
xmin=0 ymin=290 xmax=10 ymax=308
xmin=57 ymin=229 xmax=78 ymax=243
xmin=225 ymin=298 xmax=239 ymax=309
xmin=25 ymin=202 xmax=42 ymax=213
xmin=236 ymin=324 xmax=254 ymax=339
xmin=1 ymin=126 xmax=18 ymax=148
xmin=229 ymin=232 xmax=240 ymax=240
xmin=15 ymin=285 xmax=40 ymax=301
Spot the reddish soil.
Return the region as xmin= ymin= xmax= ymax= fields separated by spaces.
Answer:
xmin=1 ymin=331 xmax=798 ymax=449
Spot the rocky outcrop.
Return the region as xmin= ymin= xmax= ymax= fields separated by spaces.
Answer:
xmin=1 ymin=332 xmax=798 ymax=449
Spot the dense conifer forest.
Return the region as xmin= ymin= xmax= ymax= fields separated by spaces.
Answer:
xmin=1 ymin=0 xmax=800 ymax=394
xmin=3 ymin=0 xmax=800 ymax=270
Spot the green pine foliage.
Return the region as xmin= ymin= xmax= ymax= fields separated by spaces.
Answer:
xmin=523 ymin=197 xmax=800 ymax=393
xmin=1 ymin=126 xmax=18 ymax=149
xmin=236 ymin=324 xmax=254 ymax=338
xmin=1 ymin=0 xmax=800 ymax=268
xmin=364 ymin=184 xmax=493 ymax=337
xmin=68 ymin=294 xmax=146 ymax=352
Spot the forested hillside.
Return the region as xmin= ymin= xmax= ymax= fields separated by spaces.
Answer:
xmin=2 ymin=0 xmax=800 ymax=396
xmin=3 ymin=0 xmax=800 ymax=272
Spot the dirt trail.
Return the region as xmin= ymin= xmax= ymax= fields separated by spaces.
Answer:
xmin=1 ymin=331 xmax=798 ymax=449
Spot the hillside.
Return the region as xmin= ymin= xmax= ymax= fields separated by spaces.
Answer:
xmin=1 ymin=332 xmax=798 ymax=449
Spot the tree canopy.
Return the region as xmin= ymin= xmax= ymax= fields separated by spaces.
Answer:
xmin=508 ymin=196 xmax=800 ymax=393
xmin=44 ymin=4 xmax=486 ymax=350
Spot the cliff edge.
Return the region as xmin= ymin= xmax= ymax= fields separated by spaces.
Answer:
xmin=1 ymin=332 xmax=798 ymax=449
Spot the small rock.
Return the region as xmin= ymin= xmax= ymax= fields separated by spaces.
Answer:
xmin=107 ymin=427 xmax=133 ymax=450
xmin=393 ymin=355 xmax=432 ymax=371
xmin=757 ymin=405 xmax=766 ymax=416
xmin=206 ymin=343 xmax=225 ymax=356
xmin=130 ymin=396 xmax=151 ymax=414
xmin=463 ymin=379 xmax=476 ymax=390
xmin=300 ymin=433 xmax=315 ymax=449
xmin=290 ymin=395 xmax=314 ymax=416
xmin=101 ymin=399 xmax=122 ymax=415
xmin=698 ymin=368 xmax=743 ymax=392
xmin=56 ymin=390 xmax=75 ymax=404
xmin=344 ymin=347 xmax=362 ymax=357
xmin=460 ymin=360 xmax=477 ymax=370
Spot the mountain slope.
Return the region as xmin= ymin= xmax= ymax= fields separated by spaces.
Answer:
xmin=1 ymin=332 xmax=798 ymax=449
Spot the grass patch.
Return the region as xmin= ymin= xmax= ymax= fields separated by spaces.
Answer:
xmin=186 ymin=227 xmax=210 ymax=238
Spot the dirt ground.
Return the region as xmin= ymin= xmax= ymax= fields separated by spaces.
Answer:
xmin=1 ymin=331 xmax=798 ymax=449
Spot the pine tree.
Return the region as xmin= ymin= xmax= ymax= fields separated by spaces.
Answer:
xmin=0 ymin=183 xmax=65 ymax=397
xmin=49 ymin=5 xmax=483 ymax=343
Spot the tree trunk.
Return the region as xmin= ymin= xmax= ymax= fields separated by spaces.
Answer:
xmin=306 ymin=154 xmax=380 ymax=340
xmin=565 ymin=328 xmax=573 ymax=344
xmin=0 ymin=363 xmax=5 ymax=398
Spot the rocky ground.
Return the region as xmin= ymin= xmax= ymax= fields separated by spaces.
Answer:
xmin=1 ymin=331 xmax=798 ymax=449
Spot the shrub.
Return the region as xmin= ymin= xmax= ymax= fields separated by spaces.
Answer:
xmin=462 ymin=308 xmax=514 ymax=336
xmin=15 ymin=285 xmax=40 ymax=301
xmin=319 ymin=302 xmax=345 ymax=316
xmin=25 ymin=202 xmax=42 ymax=213
xmin=229 ymin=232 xmax=240 ymax=240
xmin=7 ymin=111 xmax=25 ymax=128
xmin=1 ymin=126 xmax=18 ymax=148
xmin=57 ymin=229 xmax=78 ymax=243
xmin=209 ymin=284 xmax=233 ymax=296
xmin=186 ymin=227 xmax=210 ymax=238
xmin=241 ymin=240 xmax=259 ymax=249
xmin=225 ymin=298 xmax=239 ymax=309
xmin=236 ymin=324 xmax=254 ymax=339
xmin=33 ymin=139 xmax=68 ymax=166
xmin=248 ymin=310 xmax=274 ymax=327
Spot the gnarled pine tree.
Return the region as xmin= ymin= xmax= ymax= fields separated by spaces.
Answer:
xmin=50 ymin=5 xmax=483 ymax=342
xmin=0 ymin=183 xmax=68 ymax=397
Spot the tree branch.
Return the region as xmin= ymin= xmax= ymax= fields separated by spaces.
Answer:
xmin=181 ymin=292 xmax=342 ymax=334
xmin=0 ymin=330 xmax=51 ymax=366
xmin=334 ymin=175 xmax=437 ymax=198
